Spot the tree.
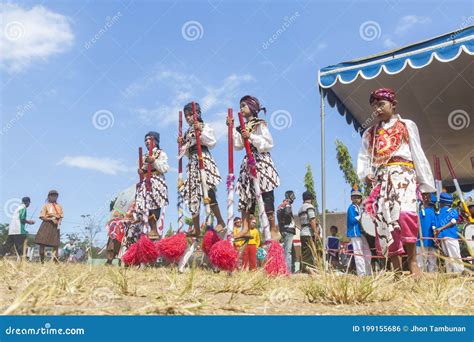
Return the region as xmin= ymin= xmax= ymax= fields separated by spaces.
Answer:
xmin=335 ymin=139 xmax=370 ymax=196
xmin=304 ymin=164 xmax=320 ymax=214
xmin=80 ymin=214 xmax=102 ymax=257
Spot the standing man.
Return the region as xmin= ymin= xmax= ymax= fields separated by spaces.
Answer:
xmin=298 ymin=191 xmax=319 ymax=273
xmin=0 ymin=197 xmax=35 ymax=258
xmin=277 ymin=190 xmax=296 ymax=273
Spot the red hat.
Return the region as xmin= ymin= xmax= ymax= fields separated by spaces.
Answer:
xmin=369 ymin=88 xmax=396 ymax=105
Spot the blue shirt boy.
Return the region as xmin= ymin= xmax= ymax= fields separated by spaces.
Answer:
xmin=417 ymin=206 xmax=436 ymax=247
xmin=436 ymin=206 xmax=459 ymax=239
xmin=347 ymin=203 xmax=362 ymax=238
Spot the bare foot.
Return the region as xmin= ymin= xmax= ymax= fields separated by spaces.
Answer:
xmin=214 ymin=223 xmax=225 ymax=233
xmin=148 ymin=231 xmax=160 ymax=240
xmin=409 ymin=262 xmax=422 ymax=281
xmin=186 ymin=229 xmax=201 ymax=237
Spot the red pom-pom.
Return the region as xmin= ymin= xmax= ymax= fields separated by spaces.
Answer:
xmin=136 ymin=235 xmax=159 ymax=263
xmin=208 ymin=240 xmax=238 ymax=271
xmin=122 ymin=235 xmax=160 ymax=265
xmin=156 ymin=233 xmax=188 ymax=262
xmin=202 ymin=230 xmax=221 ymax=256
xmin=264 ymin=241 xmax=288 ymax=276
xmin=122 ymin=243 xmax=140 ymax=265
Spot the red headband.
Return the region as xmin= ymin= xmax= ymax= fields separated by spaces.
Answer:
xmin=369 ymin=88 xmax=396 ymax=104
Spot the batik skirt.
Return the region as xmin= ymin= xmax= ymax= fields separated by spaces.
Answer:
xmin=135 ymin=174 xmax=168 ymax=214
xmin=365 ymin=163 xmax=418 ymax=257
xmin=237 ymin=151 xmax=280 ymax=213
xmin=180 ymin=152 xmax=221 ymax=216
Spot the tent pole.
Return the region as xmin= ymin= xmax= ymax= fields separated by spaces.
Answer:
xmin=320 ymin=86 xmax=327 ymax=272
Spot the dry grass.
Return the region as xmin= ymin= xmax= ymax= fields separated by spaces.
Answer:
xmin=1 ymin=260 xmax=472 ymax=315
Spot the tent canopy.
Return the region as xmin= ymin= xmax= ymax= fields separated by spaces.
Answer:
xmin=319 ymin=26 xmax=474 ymax=191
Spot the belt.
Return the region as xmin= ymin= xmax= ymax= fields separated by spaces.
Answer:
xmin=188 ymin=145 xmax=209 ymax=155
xmin=142 ymin=170 xmax=162 ymax=175
xmin=386 ymin=161 xmax=414 ymax=168
xmin=386 ymin=157 xmax=414 ymax=168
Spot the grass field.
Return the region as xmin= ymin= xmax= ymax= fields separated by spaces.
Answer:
xmin=1 ymin=260 xmax=472 ymax=316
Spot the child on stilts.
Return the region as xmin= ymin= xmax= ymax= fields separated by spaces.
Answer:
xmin=179 ymin=102 xmax=226 ymax=237
xmin=228 ymin=95 xmax=281 ymax=242
xmin=135 ymin=131 xmax=169 ymax=240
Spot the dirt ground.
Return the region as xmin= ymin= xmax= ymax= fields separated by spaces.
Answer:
xmin=1 ymin=260 xmax=472 ymax=315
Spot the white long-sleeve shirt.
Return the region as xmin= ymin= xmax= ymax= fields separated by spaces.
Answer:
xmin=181 ymin=123 xmax=217 ymax=157
xmin=233 ymin=120 xmax=274 ymax=153
xmin=142 ymin=148 xmax=169 ymax=174
xmin=357 ymin=114 xmax=435 ymax=193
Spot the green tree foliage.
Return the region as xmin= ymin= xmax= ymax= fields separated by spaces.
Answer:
xmin=335 ymin=139 xmax=370 ymax=196
xmin=304 ymin=164 xmax=320 ymax=214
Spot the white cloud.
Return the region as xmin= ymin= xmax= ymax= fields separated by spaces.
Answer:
xmin=395 ymin=15 xmax=431 ymax=35
xmin=383 ymin=36 xmax=397 ymax=49
xmin=57 ymin=156 xmax=133 ymax=175
xmin=128 ymin=71 xmax=255 ymax=138
xmin=0 ymin=3 xmax=74 ymax=73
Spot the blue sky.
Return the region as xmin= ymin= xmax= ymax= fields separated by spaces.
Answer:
xmin=1 ymin=0 xmax=472 ymax=246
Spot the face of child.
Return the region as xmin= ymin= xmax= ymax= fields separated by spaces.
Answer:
xmin=240 ymin=102 xmax=252 ymax=118
xmin=421 ymin=193 xmax=431 ymax=205
xmin=351 ymin=195 xmax=362 ymax=205
xmin=49 ymin=194 xmax=58 ymax=202
xmin=24 ymin=201 xmax=30 ymax=208
xmin=184 ymin=111 xmax=194 ymax=126
xmin=330 ymin=228 xmax=337 ymax=236
xmin=371 ymin=100 xmax=395 ymax=123
xmin=250 ymin=220 xmax=257 ymax=228
xmin=145 ymin=136 xmax=153 ymax=150
xmin=235 ymin=220 xmax=242 ymax=228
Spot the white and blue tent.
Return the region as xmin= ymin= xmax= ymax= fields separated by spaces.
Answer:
xmin=317 ymin=26 xmax=473 ymax=257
